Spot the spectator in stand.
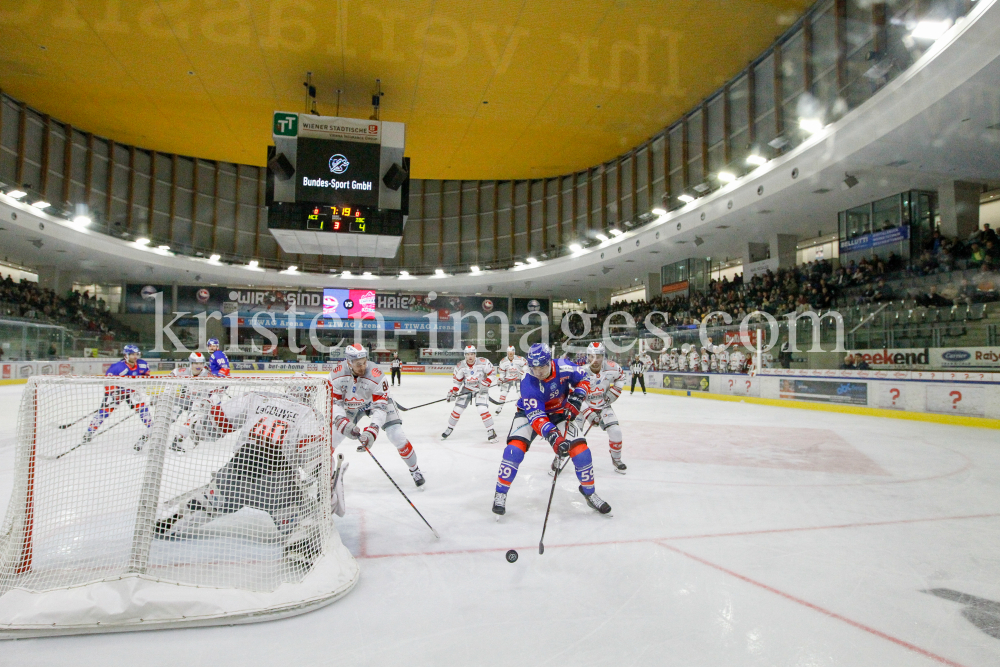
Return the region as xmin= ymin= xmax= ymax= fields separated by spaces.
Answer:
xmin=916 ymin=285 xmax=952 ymax=308
xmin=855 ymin=356 xmax=871 ymax=370
xmin=841 ymin=354 xmax=856 ymax=370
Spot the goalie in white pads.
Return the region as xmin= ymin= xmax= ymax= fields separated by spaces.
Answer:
xmin=442 ymin=345 xmax=499 ymax=443
xmin=577 ymin=342 xmax=628 ymax=473
xmin=153 ymin=383 xmax=338 ymax=569
xmin=494 ymin=345 xmax=527 ymax=415
xmin=330 ymin=344 xmax=425 ymax=487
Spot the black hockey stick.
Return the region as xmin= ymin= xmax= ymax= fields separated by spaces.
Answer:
xmin=50 ymin=411 xmax=137 ymax=460
xmin=361 ymin=446 xmax=440 ymax=538
xmin=395 ymin=389 xmax=471 ymax=412
xmin=58 ymin=409 xmax=98 ymax=430
xmin=539 ymin=423 xmax=571 ymax=555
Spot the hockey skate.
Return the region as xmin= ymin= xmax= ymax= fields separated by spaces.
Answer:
xmin=492 ymin=491 xmax=507 ymax=517
xmin=494 ymin=406 xmax=503 ymax=415
xmin=153 ymin=498 xmax=213 ymax=540
xmin=410 ymin=467 xmax=426 ymax=488
xmin=611 ymin=454 xmax=627 ymax=474
xmin=283 ymin=519 xmax=322 ymax=571
xmin=441 ymin=427 xmax=453 ymax=439
xmin=133 ymin=432 xmax=149 ymax=452
xmin=486 ymin=428 xmax=498 ymax=444
xmin=580 ymin=486 xmax=612 ymax=515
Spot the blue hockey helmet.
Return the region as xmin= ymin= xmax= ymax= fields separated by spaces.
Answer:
xmin=123 ymin=344 xmax=140 ymax=357
xmin=526 ymin=343 xmax=552 ymax=367
xmin=207 ymin=338 xmax=220 ymax=347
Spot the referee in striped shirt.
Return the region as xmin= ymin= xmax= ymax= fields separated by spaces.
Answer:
xmin=629 ymin=356 xmax=646 ymax=395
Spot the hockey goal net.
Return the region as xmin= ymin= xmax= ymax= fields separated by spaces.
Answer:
xmin=0 ymin=375 xmax=358 ymax=638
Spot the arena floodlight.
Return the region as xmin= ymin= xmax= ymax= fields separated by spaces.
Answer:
xmin=609 ymin=229 xmax=623 ymax=237
xmin=568 ymin=243 xmax=583 ymax=253
xmin=527 ymin=257 xmax=538 ymax=264
xmin=746 ymin=154 xmax=767 ymax=166
xmin=247 ymin=260 xmax=259 ymax=269
xmin=399 ymin=270 xmax=410 ymax=277
xmin=158 ymin=245 xmax=170 ymax=251
xmin=513 ymin=261 xmax=524 ymax=267
xmin=72 ymin=215 xmax=91 ymax=227
xmin=31 ymin=200 xmax=51 ymax=210
xmin=470 ymin=266 xmax=480 ymax=274
xmin=362 ymin=271 xmax=373 ymax=278
xmin=911 ymin=19 xmax=951 ymax=40
xmin=7 ymin=190 xmax=27 ymax=199
xmin=595 ymin=233 xmax=609 ymax=242
xmin=135 ymin=237 xmax=150 ymax=246
xmin=678 ymin=194 xmax=695 ymax=203
xmin=341 ymin=270 xmax=353 ymax=278
xmin=799 ymin=118 xmax=823 ymax=134
xmin=652 ymin=208 xmax=667 ymax=216
xmin=435 ymin=268 xmax=445 ymax=276
xmin=209 ymin=254 xmax=221 ymax=262
xmin=717 ymin=171 xmax=736 ymax=183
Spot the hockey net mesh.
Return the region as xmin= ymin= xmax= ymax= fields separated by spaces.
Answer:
xmin=0 ymin=375 xmax=340 ymax=599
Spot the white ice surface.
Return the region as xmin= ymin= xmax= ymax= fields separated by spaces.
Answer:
xmin=1 ymin=375 xmax=999 ymax=666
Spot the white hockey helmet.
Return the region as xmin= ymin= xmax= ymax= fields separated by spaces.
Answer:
xmin=586 ymin=341 xmax=606 ymax=357
xmin=464 ymin=345 xmax=477 ymax=357
xmin=507 ymin=345 xmax=516 ymax=355
xmin=344 ymin=343 xmax=368 ymax=362
xmin=288 ymin=371 xmax=317 ymax=405
xmin=188 ymin=352 xmax=206 ymax=364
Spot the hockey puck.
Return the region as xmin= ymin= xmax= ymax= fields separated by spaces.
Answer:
xmin=505 ymin=549 xmax=518 ymax=563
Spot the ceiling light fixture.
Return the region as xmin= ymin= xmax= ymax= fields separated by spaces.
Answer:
xmin=799 ymin=118 xmax=823 ymax=134
xmin=568 ymin=243 xmax=583 ymax=253
xmin=652 ymin=208 xmax=667 ymax=216
xmin=72 ymin=215 xmax=91 ymax=227
xmin=595 ymin=233 xmax=609 ymax=242
xmin=209 ymin=254 xmax=221 ymax=262
xmin=911 ymin=19 xmax=951 ymax=40
xmin=247 ymin=260 xmax=259 ymax=269
xmin=746 ymin=154 xmax=767 ymax=166
xmin=135 ymin=238 xmax=150 ymax=246
xmin=717 ymin=171 xmax=736 ymax=183
xmin=158 ymin=245 xmax=170 ymax=251
xmin=609 ymin=229 xmax=623 ymax=237
xmin=678 ymin=194 xmax=695 ymax=204
xmin=526 ymin=257 xmax=538 ymax=264
xmin=435 ymin=268 xmax=445 ymax=276
xmin=8 ymin=190 xmax=27 ymax=200
xmin=31 ymin=200 xmax=51 ymax=210
xmin=362 ymin=271 xmax=373 ymax=277
xmin=470 ymin=265 xmax=480 ymax=274
xmin=399 ymin=270 xmax=410 ymax=277
xmin=342 ymin=270 xmax=353 ymax=278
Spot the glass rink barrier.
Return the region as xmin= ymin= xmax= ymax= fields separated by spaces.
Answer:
xmin=0 ymin=376 xmax=358 ymax=638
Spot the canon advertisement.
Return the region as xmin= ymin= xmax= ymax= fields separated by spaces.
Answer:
xmin=295 ymin=137 xmax=380 ymax=207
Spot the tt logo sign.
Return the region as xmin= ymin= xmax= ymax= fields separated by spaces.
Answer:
xmin=273 ymin=113 xmax=298 ymax=137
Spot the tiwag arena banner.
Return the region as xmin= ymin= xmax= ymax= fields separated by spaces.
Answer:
xmin=851 ymin=347 xmax=1000 ymax=370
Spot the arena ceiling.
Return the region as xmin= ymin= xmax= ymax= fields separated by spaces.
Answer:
xmin=0 ymin=0 xmax=811 ymax=181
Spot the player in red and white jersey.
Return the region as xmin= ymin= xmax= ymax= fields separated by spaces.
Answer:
xmin=576 ymin=342 xmax=628 ymax=474
xmin=155 ymin=386 xmax=332 ymax=568
xmin=442 ymin=345 xmax=498 ymax=443
xmin=167 ymin=352 xmax=217 ymax=452
xmin=328 ymin=344 xmax=425 ymax=487
xmin=494 ymin=345 xmax=527 ymax=415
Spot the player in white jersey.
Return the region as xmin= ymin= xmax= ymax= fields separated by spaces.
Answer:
xmin=709 ymin=347 xmax=719 ymax=373
xmin=494 ymin=345 xmax=527 ymax=415
xmin=688 ymin=347 xmax=700 ymax=372
xmin=153 ymin=386 xmax=334 ymax=569
xmin=328 ymin=344 xmax=425 ymax=487
xmin=717 ymin=345 xmax=729 ymax=372
xmin=577 ymin=342 xmax=627 ymax=473
xmin=443 ymin=345 xmax=498 ymax=443
xmin=730 ymin=348 xmax=745 ymax=372
xmin=677 ymin=346 xmax=687 ymax=372
xmin=639 ymin=352 xmax=654 ymax=373
xmin=699 ymin=346 xmax=709 ymax=372
xmin=167 ymin=352 xmax=217 ymax=452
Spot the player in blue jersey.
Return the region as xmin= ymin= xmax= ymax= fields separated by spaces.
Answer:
xmin=492 ymin=343 xmax=611 ymax=516
xmin=81 ymin=344 xmax=154 ymax=451
xmin=206 ymin=338 xmax=230 ymax=377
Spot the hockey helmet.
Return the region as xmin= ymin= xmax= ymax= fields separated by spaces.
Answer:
xmin=463 ymin=345 xmax=477 ymax=360
xmin=586 ymin=341 xmax=606 ymax=358
xmin=287 ymin=371 xmax=317 ymax=405
xmin=506 ymin=345 xmax=516 ymax=356
xmin=207 ymin=338 xmax=220 ymax=349
xmin=526 ymin=343 xmax=552 ymax=378
xmin=344 ymin=343 xmax=368 ymax=362
xmin=123 ymin=344 xmax=140 ymax=358
xmin=188 ymin=352 xmax=206 ymax=368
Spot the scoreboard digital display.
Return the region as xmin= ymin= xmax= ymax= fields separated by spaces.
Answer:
xmin=268 ymin=202 xmax=404 ymax=237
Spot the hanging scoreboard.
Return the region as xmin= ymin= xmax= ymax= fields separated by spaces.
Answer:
xmin=266 ymin=112 xmax=408 ymax=258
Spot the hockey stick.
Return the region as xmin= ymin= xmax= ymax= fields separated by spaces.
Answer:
xmin=361 ymin=446 xmax=440 ymax=538
xmin=49 ymin=411 xmax=137 ymax=460
xmin=539 ymin=423 xmax=570 ymax=555
xmin=395 ymin=389 xmax=471 ymax=412
xmin=58 ymin=409 xmax=98 ymax=430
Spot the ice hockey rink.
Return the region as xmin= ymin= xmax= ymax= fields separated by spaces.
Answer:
xmin=0 ymin=373 xmax=998 ymax=666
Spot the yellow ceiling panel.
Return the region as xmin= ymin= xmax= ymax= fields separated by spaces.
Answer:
xmin=0 ymin=0 xmax=813 ymax=180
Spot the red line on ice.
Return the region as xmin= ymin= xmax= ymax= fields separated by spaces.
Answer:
xmin=657 ymin=541 xmax=970 ymax=667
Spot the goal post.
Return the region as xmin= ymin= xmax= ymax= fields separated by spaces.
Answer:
xmin=0 ymin=375 xmax=358 ymax=638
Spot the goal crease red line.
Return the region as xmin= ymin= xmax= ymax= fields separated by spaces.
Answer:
xmin=657 ymin=541 xmax=970 ymax=667
xmin=357 ymin=511 xmax=1000 ymax=560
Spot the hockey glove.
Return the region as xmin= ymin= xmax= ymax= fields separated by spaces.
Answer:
xmin=446 ymin=388 xmax=459 ymax=402
xmin=565 ymin=392 xmax=585 ymax=419
xmin=605 ymin=386 xmax=622 ymax=405
xmin=356 ymin=424 xmax=380 ymax=451
xmin=335 ymin=416 xmax=361 ymax=440
xmin=545 ymin=429 xmax=570 ymax=457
